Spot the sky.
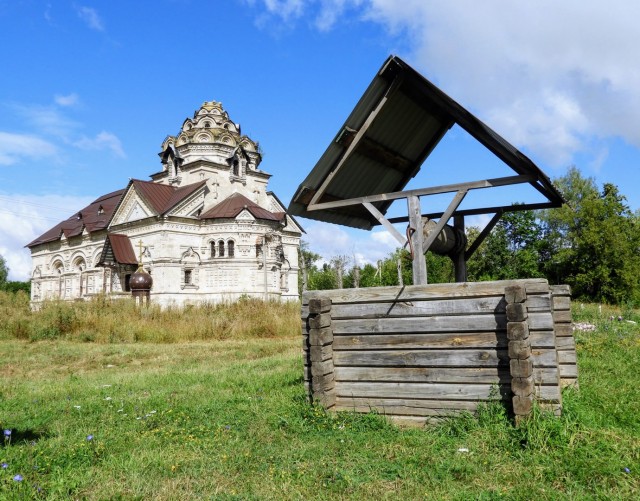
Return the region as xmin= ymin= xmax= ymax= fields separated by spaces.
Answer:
xmin=1 ymin=0 xmax=639 ymax=281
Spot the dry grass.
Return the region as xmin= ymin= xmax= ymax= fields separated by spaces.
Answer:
xmin=0 ymin=291 xmax=301 ymax=343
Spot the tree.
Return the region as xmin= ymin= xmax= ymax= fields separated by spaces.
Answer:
xmin=538 ymin=167 xmax=640 ymax=304
xmin=467 ymin=207 xmax=543 ymax=282
xmin=0 ymin=254 xmax=8 ymax=287
xmin=299 ymin=241 xmax=321 ymax=292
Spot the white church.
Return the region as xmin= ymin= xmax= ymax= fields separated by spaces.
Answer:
xmin=27 ymin=102 xmax=303 ymax=307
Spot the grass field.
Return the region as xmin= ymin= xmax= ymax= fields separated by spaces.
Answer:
xmin=0 ymin=295 xmax=639 ymax=499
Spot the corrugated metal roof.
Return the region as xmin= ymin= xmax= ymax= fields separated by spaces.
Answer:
xmin=131 ymin=179 xmax=206 ymax=215
xmin=288 ymin=55 xmax=563 ymax=230
xmin=96 ymin=233 xmax=138 ymax=266
xmin=26 ymin=189 xmax=125 ymax=248
xmin=200 ymin=193 xmax=282 ymax=221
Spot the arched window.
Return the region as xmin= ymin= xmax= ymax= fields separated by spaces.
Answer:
xmin=218 ymin=240 xmax=225 ymax=257
xmin=53 ymin=261 xmax=64 ymax=298
xmin=228 ymin=240 xmax=235 ymax=258
xmin=210 ymin=241 xmax=216 ymax=258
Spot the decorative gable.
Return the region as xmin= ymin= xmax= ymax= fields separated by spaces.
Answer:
xmin=236 ymin=209 xmax=255 ymax=222
xmin=111 ymin=186 xmax=155 ymax=226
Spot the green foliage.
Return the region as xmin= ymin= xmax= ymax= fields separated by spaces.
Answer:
xmin=0 ymin=304 xmax=639 ymax=498
xmin=539 ymin=167 xmax=640 ymax=305
xmin=468 ymin=207 xmax=544 ymax=281
xmin=1 ymin=281 xmax=31 ymax=294
xmin=0 ymin=254 xmax=8 ymax=286
xmin=0 ymin=292 xmax=301 ymax=342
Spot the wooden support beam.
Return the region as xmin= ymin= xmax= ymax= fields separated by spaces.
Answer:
xmin=453 ymin=215 xmax=467 ymax=282
xmin=422 ymin=190 xmax=467 ymax=254
xmin=465 ymin=211 xmax=503 ymax=261
xmin=307 ymin=174 xmax=535 ymax=212
xmin=363 ymin=202 xmax=407 ymax=247
xmin=336 ymin=129 xmax=414 ymax=174
xmin=407 ymin=196 xmax=427 ymax=285
xmin=384 ymin=201 xmax=556 ymax=225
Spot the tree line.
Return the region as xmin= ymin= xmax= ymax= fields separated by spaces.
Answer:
xmin=300 ymin=167 xmax=640 ymax=306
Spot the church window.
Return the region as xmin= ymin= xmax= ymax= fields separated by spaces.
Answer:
xmin=232 ymin=158 xmax=240 ymax=177
xmin=124 ymin=274 xmax=132 ymax=292
xmin=256 ymin=243 xmax=263 ymax=258
xmin=218 ymin=240 xmax=225 ymax=257
xmin=98 ymin=206 xmax=104 ymax=215
xmin=210 ymin=241 xmax=216 ymax=258
xmin=184 ymin=269 xmax=192 ymax=285
xmin=204 ymin=121 xmax=211 ymax=128
xmin=228 ymin=240 xmax=235 ymax=258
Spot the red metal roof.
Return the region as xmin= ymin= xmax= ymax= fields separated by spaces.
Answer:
xmin=131 ymin=179 xmax=206 ymax=215
xmin=105 ymin=234 xmax=138 ymax=265
xmin=27 ymin=189 xmax=125 ymax=248
xmin=200 ymin=193 xmax=281 ymax=221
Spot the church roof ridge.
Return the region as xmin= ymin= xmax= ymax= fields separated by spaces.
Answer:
xmin=199 ymin=192 xmax=281 ymax=222
xmin=131 ymin=179 xmax=206 ymax=216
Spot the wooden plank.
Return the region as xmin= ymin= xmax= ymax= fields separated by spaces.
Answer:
xmin=332 ymin=315 xmax=507 ymax=334
xmin=558 ymin=351 xmax=577 ymax=364
xmin=555 ymin=324 xmax=574 ymax=337
xmin=559 ymin=365 xmax=578 ymax=378
xmin=553 ymin=310 xmax=572 ymax=324
xmin=336 ymin=397 xmax=479 ymax=416
xmin=334 ymin=332 xmax=505 ymax=350
xmin=526 ymin=294 xmax=551 ymax=312
xmin=302 ymin=278 xmax=550 ymax=305
xmin=335 ymin=366 xmax=506 ymax=384
xmin=528 ymin=312 xmax=555 ymax=330
xmin=552 ymin=295 xmax=571 ymax=311
xmin=556 ymin=336 xmax=576 ymax=350
xmin=551 ymin=284 xmax=571 ymax=296
xmin=308 ymin=175 xmax=537 ymax=211
xmin=408 ymin=195 xmax=427 ymax=285
xmin=310 ymin=344 xmax=333 ymax=362
xmin=535 ymin=385 xmax=562 ymax=403
xmin=337 ymin=382 xmax=567 ymax=403
xmin=332 ymin=330 xmax=556 ymax=350
xmin=329 ymin=297 xmax=506 ymax=318
xmin=335 ymin=381 xmax=502 ymax=400
xmin=530 ymin=330 xmax=556 ymax=348
xmin=531 ymin=349 xmax=560 ymax=367
xmin=335 ymin=366 xmax=559 ymax=385
xmin=333 ymin=349 xmax=508 ymax=367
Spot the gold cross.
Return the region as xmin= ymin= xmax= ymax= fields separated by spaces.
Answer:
xmin=137 ymin=239 xmax=144 ymax=265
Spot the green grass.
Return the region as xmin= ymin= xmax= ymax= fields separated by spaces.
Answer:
xmin=0 ymin=301 xmax=639 ymax=499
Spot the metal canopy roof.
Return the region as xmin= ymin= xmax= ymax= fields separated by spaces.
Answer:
xmin=288 ymin=55 xmax=563 ymax=230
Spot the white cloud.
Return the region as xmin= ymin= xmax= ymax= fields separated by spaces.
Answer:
xmin=248 ymin=0 xmax=640 ymax=168
xmin=302 ymin=219 xmax=399 ymax=266
xmin=0 ymin=194 xmax=94 ymax=280
xmin=77 ymin=6 xmax=104 ymax=32
xmin=12 ymin=103 xmax=80 ymax=138
xmin=74 ymin=131 xmax=125 ymax=158
xmin=0 ymin=132 xmax=58 ymax=166
xmin=54 ymin=93 xmax=79 ymax=107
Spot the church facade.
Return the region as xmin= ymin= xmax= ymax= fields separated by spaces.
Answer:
xmin=27 ymin=102 xmax=303 ymax=307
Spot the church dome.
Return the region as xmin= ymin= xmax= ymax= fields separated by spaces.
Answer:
xmin=130 ymin=268 xmax=153 ymax=291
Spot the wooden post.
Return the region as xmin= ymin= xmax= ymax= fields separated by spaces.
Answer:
xmin=551 ymin=285 xmax=578 ymax=388
xmin=453 ymin=215 xmax=467 ymax=282
xmin=305 ymin=298 xmax=336 ymax=409
xmin=407 ymin=196 xmax=427 ymax=285
xmin=505 ymin=285 xmax=534 ymax=425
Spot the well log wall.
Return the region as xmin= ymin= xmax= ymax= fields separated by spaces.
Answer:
xmin=302 ymin=279 xmax=575 ymax=425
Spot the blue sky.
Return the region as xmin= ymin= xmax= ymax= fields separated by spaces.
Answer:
xmin=1 ymin=1 xmax=639 ymax=280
